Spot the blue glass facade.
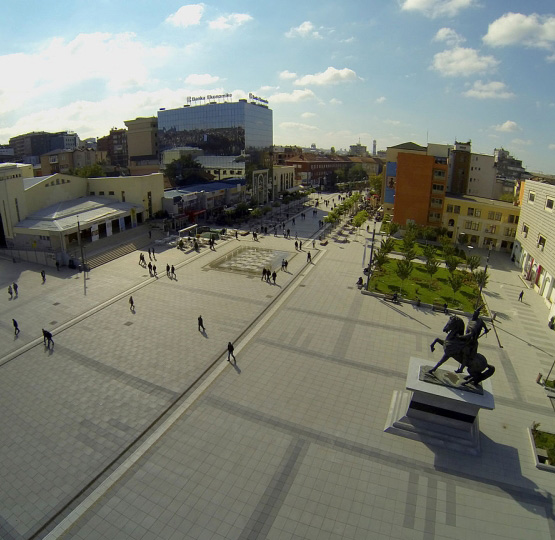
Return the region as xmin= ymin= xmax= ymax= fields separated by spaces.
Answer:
xmin=158 ymin=101 xmax=273 ymax=156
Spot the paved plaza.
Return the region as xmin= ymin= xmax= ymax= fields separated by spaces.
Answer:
xmin=1 ymin=194 xmax=554 ymax=540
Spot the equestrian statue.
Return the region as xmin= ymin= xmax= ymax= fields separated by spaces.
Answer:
xmin=428 ymin=306 xmax=495 ymax=387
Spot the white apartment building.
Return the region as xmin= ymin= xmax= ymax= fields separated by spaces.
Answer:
xmin=466 ymin=153 xmax=496 ymax=198
xmin=514 ymin=179 xmax=555 ymax=318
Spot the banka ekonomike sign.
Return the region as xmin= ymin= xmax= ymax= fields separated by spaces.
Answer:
xmin=249 ymin=93 xmax=268 ymax=105
xmin=186 ymin=93 xmax=233 ymax=104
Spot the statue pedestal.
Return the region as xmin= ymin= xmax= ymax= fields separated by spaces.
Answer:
xmin=384 ymin=357 xmax=495 ymax=455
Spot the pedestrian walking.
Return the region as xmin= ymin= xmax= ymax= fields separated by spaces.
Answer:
xmin=287 ymin=228 xmax=290 ymax=238
xmin=312 ymin=239 xmax=316 ymax=249
xmin=227 ymin=342 xmax=236 ymax=363
xmin=295 ymin=241 xmax=298 ymax=250
xmin=272 ymin=271 xmax=277 ymax=284
xmin=236 ymin=230 xmax=238 ymax=240
xmin=299 ymin=241 xmax=302 ymax=250
xmin=518 ymin=290 xmax=524 ymax=302
xmin=56 ymin=261 xmax=60 ymax=271
xmin=152 ymin=246 xmax=155 ymax=258
xmin=266 ymin=268 xmax=271 ymax=282
xmin=13 ymin=282 xmax=18 ymax=297
xmin=171 ymin=265 xmax=175 ymax=278
xmin=262 ymin=268 xmax=267 ymax=281
xmin=149 ymin=230 xmax=152 ymax=239
xmin=148 ymin=248 xmax=152 ymax=260
xmin=281 ymin=259 xmax=285 ymax=271
xmin=13 ymin=319 xmax=19 ymax=335
xmin=8 ymin=285 xmax=12 ymax=299
xmin=42 ymin=329 xmax=54 ymax=347
xmin=129 ymin=296 xmax=135 ymax=311
xmin=198 ymin=315 xmax=205 ymax=332
xmin=148 ymin=262 xmax=152 ymax=274
xmin=153 ymin=264 xmax=157 ymax=277
xmin=41 ymin=270 xmax=46 ymax=283
xmin=307 ymin=251 xmax=312 ymax=263
xmin=166 ymin=263 xmax=170 ymax=277
xmin=284 ymin=260 xmax=289 ymax=271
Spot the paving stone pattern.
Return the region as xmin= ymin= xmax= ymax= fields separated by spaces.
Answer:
xmin=1 ymin=193 xmax=554 ymax=540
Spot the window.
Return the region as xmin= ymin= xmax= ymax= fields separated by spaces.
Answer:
xmin=494 ymin=212 xmax=501 ymax=221
xmin=431 ymin=197 xmax=443 ymax=206
xmin=485 ymin=225 xmax=497 ymax=234
xmin=471 ymin=222 xmax=480 ymax=231
xmin=109 ymin=191 xmax=115 ymax=195
xmin=528 ymin=191 xmax=535 ymax=203
xmin=89 ymin=191 xmax=95 ymax=195
xmin=454 ymin=205 xmax=460 ymax=214
xmin=432 ymin=183 xmax=444 ymax=192
xmin=433 ymin=170 xmax=446 ymax=178
xmin=522 ymin=224 xmax=529 ymax=237
xmin=488 ymin=211 xmax=494 ymax=220
xmin=546 ymin=198 xmax=554 ymax=211
xmin=464 ymin=221 xmax=472 ymax=230
xmin=467 ymin=207 xmax=474 ymax=216
xmin=447 ymin=204 xmax=453 ymax=213
xmin=475 ymin=209 xmax=481 ymax=217
xmin=538 ymin=235 xmax=546 ymax=251
xmin=508 ymin=214 xmax=517 ymax=223
xmin=99 ymin=191 xmax=104 ymax=195
xmin=505 ymin=227 xmax=516 ymax=237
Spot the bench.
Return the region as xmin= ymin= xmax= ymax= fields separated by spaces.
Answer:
xmin=384 ymin=294 xmax=401 ymax=303
xmin=433 ymin=302 xmax=447 ymax=313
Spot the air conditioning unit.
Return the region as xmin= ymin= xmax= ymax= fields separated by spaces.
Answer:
xmin=523 ymin=232 xmax=528 ymax=237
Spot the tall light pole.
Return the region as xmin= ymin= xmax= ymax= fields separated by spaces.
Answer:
xmin=365 ymin=221 xmax=376 ymax=289
xmin=476 ymin=244 xmax=492 ymax=309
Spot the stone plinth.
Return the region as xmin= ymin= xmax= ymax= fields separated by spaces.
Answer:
xmin=384 ymin=357 xmax=495 ymax=455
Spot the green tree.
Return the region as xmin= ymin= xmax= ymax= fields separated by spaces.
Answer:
xmin=250 ymin=208 xmax=262 ymax=218
xmin=74 ymin=163 xmax=105 ymax=178
xmin=466 ymin=255 xmax=481 ymax=273
xmin=448 ymin=273 xmax=464 ymax=303
xmin=395 ymin=259 xmax=414 ymax=295
xmin=474 ymin=269 xmax=489 ymax=290
xmin=373 ymin=250 xmax=388 ymax=272
xmin=387 ymin=222 xmax=400 ymax=237
xmin=423 ymin=244 xmax=437 ymax=262
xmin=445 ymin=255 xmax=460 ymax=274
xmin=347 ymin=163 xmax=368 ymax=183
xmin=402 ymin=232 xmax=416 ymax=253
xmin=352 ymin=210 xmax=369 ymax=237
xmin=425 ymin=258 xmax=440 ymax=287
xmin=164 ymin=154 xmax=202 ymax=185
xmin=379 ymin=237 xmax=395 ymax=255
xmin=369 ymin=174 xmax=383 ymax=194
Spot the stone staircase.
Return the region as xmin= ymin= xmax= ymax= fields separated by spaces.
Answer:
xmin=85 ymin=236 xmax=152 ymax=269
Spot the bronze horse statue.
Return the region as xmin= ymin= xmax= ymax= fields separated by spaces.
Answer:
xmin=428 ymin=308 xmax=495 ymax=386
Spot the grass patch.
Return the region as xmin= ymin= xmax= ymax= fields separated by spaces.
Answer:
xmin=532 ymin=423 xmax=555 ymax=465
xmin=369 ymin=259 xmax=480 ymax=311
xmin=546 ymin=379 xmax=555 ymax=389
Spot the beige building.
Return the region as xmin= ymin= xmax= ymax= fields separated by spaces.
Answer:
xmin=443 ymin=193 xmax=519 ymax=252
xmin=40 ymin=148 xmax=106 ymax=176
xmin=272 ymin=165 xmax=296 ymax=198
xmin=125 ymin=116 xmax=160 ymax=176
xmin=0 ymin=169 xmax=164 ymax=262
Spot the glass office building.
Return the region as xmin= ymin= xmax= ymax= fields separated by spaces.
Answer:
xmin=158 ymin=100 xmax=273 ymax=156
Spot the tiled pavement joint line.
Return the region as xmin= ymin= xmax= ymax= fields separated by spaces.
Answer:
xmin=240 ymin=438 xmax=309 ymax=540
xmin=41 ymin=247 xmax=326 ymax=540
xmin=497 ymin=348 xmax=523 ymax=401
xmin=423 ymin=477 xmax=437 ymax=540
xmin=205 ymin=395 xmax=555 ymax=521
xmin=402 ymin=472 xmax=418 ymax=529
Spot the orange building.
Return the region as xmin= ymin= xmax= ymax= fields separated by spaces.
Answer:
xmin=392 ymin=150 xmax=448 ymax=226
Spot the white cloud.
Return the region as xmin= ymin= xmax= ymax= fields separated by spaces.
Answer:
xmin=463 ymin=80 xmax=514 ymax=99
xmin=279 ymin=70 xmax=297 ymax=80
xmin=549 ymin=144 xmax=555 ymax=151
xmin=0 ymin=88 xmax=191 ymax=141
xmin=511 ymin=138 xmax=532 ymax=146
xmin=434 ymin=27 xmax=465 ymax=47
xmin=329 ymin=98 xmax=342 ymax=105
xmin=400 ymin=0 xmax=477 ymax=18
xmin=0 ymin=32 xmax=171 ymax=115
xmin=279 ymin=121 xmax=318 ymax=132
xmin=268 ymin=89 xmax=315 ymax=103
xmin=483 ymin=12 xmax=555 ymax=50
xmin=285 ymin=21 xmax=322 ymax=39
xmin=294 ymin=67 xmax=358 ymax=86
xmin=340 ymin=37 xmax=355 ymax=44
xmin=184 ymin=73 xmax=220 ymax=85
xmin=384 ymin=119 xmax=401 ymax=125
xmin=166 ymin=4 xmax=205 ymax=27
xmin=208 ymin=13 xmax=252 ymax=30
xmin=301 ymin=112 xmax=316 ymax=118
xmin=259 ymin=85 xmax=279 ymax=92
xmin=376 ymin=96 xmax=386 ymax=104
xmin=431 ymin=47 xmax=499 ymax=76
xmin=493 ymin=120 xmax=519 ymax=132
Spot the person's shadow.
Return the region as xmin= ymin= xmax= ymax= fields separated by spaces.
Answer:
xmin=200 ymin=328 xmax=208 ymax=339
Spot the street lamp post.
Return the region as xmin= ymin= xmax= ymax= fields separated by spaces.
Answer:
xmin=365 ymin=221 xmax=377 ymax=290
xmin=476 ymin=244 xmax=492 ymax=308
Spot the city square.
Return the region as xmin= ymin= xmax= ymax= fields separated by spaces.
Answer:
xmin=1 ymin=195 xmax=554 ymax=539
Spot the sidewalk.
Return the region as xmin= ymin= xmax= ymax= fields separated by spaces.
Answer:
xmin=1 ymin=201 xmax=554 ymax=540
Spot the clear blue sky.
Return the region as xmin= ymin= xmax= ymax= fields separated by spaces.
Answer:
xmin=1 ymin=1 xmax=555 ymax=173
